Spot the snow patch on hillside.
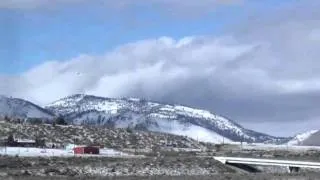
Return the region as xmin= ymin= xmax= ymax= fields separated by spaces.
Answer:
xmin=91 ymin=101 xmax=120 ymax=114
xmin=50 ymin=94 xmax=86 ymax=107
xmin=148 ymin=120 xmax=233 ymax=143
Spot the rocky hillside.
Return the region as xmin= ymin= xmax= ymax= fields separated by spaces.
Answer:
xmin=0 ymin=121 xmax=205 ymax=150
xmin=45 ymin=94 xmax=288 ymax=144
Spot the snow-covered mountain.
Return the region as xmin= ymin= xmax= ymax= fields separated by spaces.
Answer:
xmin=287 ymin=130 xmax=320 ymax=146
xmin=45 ymin=94 xmax=288 ymax=144
xmin=0 ymin=95 xmax=55 ymax=119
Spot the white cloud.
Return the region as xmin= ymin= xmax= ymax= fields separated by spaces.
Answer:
xmin=5 ymin=30 xmax=320 ymax=102
xmin=8 ymin=36 xmax=261 ymax=103
xmin=7 ymin=37 xmax=240 ymax=98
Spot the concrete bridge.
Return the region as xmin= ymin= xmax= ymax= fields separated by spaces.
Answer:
xmin=214 ymin=156 xmax=320 ymax=173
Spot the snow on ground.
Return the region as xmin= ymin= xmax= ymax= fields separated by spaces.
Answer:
xmin=149 ymin=120 xmax=233 ymax=144
xmin=174 ymin=105 xmax=216 ymax=119
xmin=100 ymin=148 xmax=129 ymax=157
xmin=92 ymin=101 xmax=120 ymax=114
xmin=0 ymin=147 xmax=133 ymax=157
xmin=48 ymin=94 xmax=86 ymax=107
xmin=128 ymin=98 xmax=140 ymax=102
xmin=0 ymin=147 xmax=73 ymax=157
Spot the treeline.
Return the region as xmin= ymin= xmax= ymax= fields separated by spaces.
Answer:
xmin=1 ymin=115 xmax=68 ymax=126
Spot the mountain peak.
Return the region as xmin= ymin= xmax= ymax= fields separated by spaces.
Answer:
xmin=287 ymin=130 xmax=320 ymax=146
xmin=0 ymin=96 xmax=55 ymax=119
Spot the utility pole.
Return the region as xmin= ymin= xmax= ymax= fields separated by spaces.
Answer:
xmin=240 ymin=135 xmax=244 ymax=151
xmin=73 ymin=138 xmax=76 ymax=157
xmin=222 ymin=136 xmax=224 ymax=145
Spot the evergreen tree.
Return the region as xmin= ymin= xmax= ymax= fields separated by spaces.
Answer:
xmin=35 ymin=136 xmax=45 ymax=148
xmin=55 ymin=116 xmax=68 ymax=125
xmin=7 ymin=134 xmax=15 ymax=146
xmin=4 ymin=115 xmax=10 ymax=122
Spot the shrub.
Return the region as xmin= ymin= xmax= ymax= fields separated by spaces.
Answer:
xmin=55 ymin=116 xmax=68 ymax=125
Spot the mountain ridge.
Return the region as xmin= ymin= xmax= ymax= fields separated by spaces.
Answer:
xmin=0 ymin=95 xmax=55 ymax=119
xmin=287 ymin=130 xmax=320 ymax=146
xmin=0 ymin=94 xmax=291 ymax=144
xmin=44 ymin=94 xmax=289 ymax=144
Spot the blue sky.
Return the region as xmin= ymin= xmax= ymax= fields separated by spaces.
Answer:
xmin=0 ymin=0 xmax=293 ymax=74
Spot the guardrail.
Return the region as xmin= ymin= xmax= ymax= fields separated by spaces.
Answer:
xmin=214 ymin=156 xmax=320 ymax=172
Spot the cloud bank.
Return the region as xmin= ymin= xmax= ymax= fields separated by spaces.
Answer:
xmin=1 ymin=0 xmax=320 ymax=136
